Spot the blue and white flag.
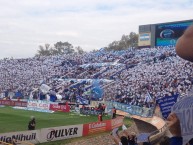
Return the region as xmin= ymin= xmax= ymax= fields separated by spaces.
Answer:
xmin=76 ymin=96 xmax=89 ymax=105
xmin=92 ymin=80 xmax=103 ymax=98
xmin=144 ymin=92 xmax=152 ymax=103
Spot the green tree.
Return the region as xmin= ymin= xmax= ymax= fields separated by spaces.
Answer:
xmin=128 ymin=32 xmax=138 ymax=48
xmin=75 ymin=46 xmax=85 ymax=54
xmin=36 ymin=44 xmax=52 ymax=56
xmin=105 ymin=32 xmax=138 ymax=51
xmin=54 ymin=41 xmax=75 ymax=55
xmin=36 ymin=41 xmax=78 ymax=56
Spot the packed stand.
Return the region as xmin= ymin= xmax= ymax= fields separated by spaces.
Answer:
xmin=0 ymin=47 xmax=192 ymax=110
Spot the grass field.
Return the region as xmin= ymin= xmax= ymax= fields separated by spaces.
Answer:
xmin=0 ymin=106 xmax=133 ymax=145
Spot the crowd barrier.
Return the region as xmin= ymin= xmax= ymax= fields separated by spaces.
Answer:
xmin=0 ymin=99 xmax=155 ymax=117
xmin=0 ymin=117 xmax=124 ymax=144
xmin=79 ymin=107 xmax=103 ymax=115
xmin=0 ymin=99 xmax=71 ymax=113
xmin=106 ymin=101 xmax=155 ymax=117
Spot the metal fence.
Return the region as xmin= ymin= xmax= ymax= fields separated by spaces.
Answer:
xmin=106 ymin=101 xmax=155 ymax=118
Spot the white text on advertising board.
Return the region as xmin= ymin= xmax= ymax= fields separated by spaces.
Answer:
xmin=89 ymin=122 xmax=106 ymax=129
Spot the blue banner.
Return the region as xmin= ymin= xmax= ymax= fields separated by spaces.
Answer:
xmin=156 ymin=94 xmax=179 ymax=119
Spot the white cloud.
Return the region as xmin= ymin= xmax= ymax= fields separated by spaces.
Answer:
xmin=0 ymin=0 xmax=192 ymax=58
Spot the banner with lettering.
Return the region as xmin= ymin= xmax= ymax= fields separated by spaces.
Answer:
xmin=49 ymin=104 xmax=70 ymax=112
xmin=83 ymin=120 xmax=111 ymax=136
xmin=156 ymin=94 xmax=178 ymax=119
xmin=83 ymin=116 xmax=123 ymax=136
xmin=0 ymin=100 xmax=27 ymax=107
xmin=0 ymin=117 xmax=123 ymax=144
xmin=27 ymin=100 xmax=50 ymax=111
xmin=0 ymin=130 xmax=40 ymax=144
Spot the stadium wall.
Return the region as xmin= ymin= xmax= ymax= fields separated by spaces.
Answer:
xmin=0 ymin=117 xmax=124 ymax=144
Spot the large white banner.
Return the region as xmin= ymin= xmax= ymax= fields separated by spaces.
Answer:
xmin=40 ymin=124 xmax=83 ymax=142
xmin=0 ymin=130 xmax=40 ymax=144
xmin=27 ymin=100 xmax=50 ymax=111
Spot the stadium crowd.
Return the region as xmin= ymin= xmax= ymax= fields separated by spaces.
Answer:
xmin=0 ymin=46 xmax=193 ymax=108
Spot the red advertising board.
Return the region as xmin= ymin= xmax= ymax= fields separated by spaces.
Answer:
xmin=0 ymin=100 xmax=27 ymax=107
xmin=27 ymin=100 xmax=50 ymax=110
xmin=83 ymin=116 xmax=124 ymax=136
xmin=49 ymin=104 xmax=70 ymax=112
xmin=111 ymin=116 xmax=124 ymax=129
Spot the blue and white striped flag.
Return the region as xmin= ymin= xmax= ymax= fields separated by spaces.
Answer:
xmin=144 ymin=92 xmax=152 ymax=103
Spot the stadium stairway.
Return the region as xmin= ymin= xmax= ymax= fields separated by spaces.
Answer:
xmin=132 ymin=115 xmax=167 ymax=144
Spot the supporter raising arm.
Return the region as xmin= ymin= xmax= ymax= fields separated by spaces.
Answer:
xmin=176 ymin=25 xmax=193 ymax=62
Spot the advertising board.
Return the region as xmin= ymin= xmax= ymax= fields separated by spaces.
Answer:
xmin=155 ymin=21 xmax=193 ymax=46
xmin=27 ymin=100 xmax=50 ymax=111
xmin=0 ymin=100 xmax=27 ymax=107
xmin=40 ymin=125 xmax=83 ymax=142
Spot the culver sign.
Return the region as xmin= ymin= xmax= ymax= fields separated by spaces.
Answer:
xmin=40 ymin=125 xmax=83 ymax=142
xmin=27 ymin=100 xmax=50 ymax=110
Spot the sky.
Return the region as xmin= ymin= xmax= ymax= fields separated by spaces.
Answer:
xmin=0 ymin=0 xmax=192 ymax=59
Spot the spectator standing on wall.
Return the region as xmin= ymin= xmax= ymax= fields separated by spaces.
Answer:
xmin=28 ymin=116 xmax=36 ymax=130
xmin=98 ymin=112 xmax=103 ymax=122
xmin=112 ymin=107 xmax=116 ymax=119
xmin=102 ymin=103 xmax=106 ymax=114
